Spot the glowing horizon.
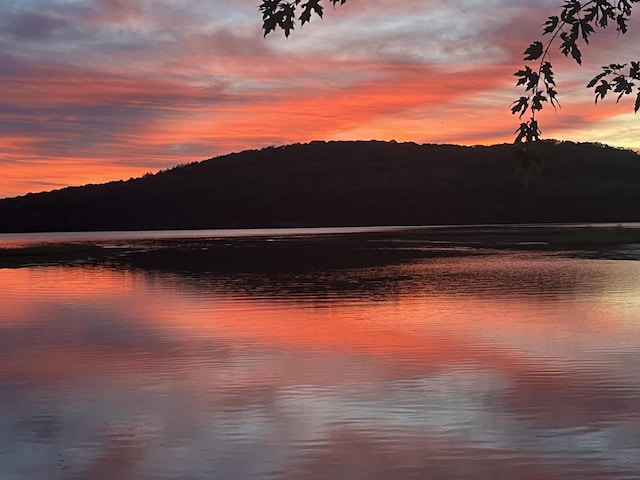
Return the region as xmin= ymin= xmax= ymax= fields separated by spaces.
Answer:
xmin=1 ymin=0 xmax=639 ymax=198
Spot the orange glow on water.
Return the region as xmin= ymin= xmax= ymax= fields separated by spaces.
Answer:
xmin=2 ymin=256 xmax=640 ymax=479
xmin=1 ymin=263 xmax=632 ymax=387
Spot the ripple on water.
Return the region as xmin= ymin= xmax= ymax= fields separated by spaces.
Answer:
xmin=1 ymin=248 xmax=640 ymax=479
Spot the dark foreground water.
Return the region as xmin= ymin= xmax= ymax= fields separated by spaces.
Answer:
xmin=1 ymin=231 xmax=639 ymax=479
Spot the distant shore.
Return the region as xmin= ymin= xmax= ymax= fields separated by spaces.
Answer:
xmin=3 ymin=141 xmax=640 ymax=233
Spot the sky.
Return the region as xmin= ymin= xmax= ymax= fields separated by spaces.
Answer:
xmin=1 ymin=0 xmax=639 ymax=198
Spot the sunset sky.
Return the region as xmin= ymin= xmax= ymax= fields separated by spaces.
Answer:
xmin=1 ymin=0 xmax=639 ymax=198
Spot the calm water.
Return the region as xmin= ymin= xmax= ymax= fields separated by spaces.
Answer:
xmin=1 ymin=233 xmax=640 ymax=479
xmin=2 ymin=223 xmax=640 ymax=247
xmin=0 ymin=226 xmax=415 ymax=248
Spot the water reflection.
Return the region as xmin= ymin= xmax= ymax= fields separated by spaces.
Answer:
xmin=1 ymin=250 xmax=639 ymax=479
xmin=115 ymin=242 xmax=620 ymax=302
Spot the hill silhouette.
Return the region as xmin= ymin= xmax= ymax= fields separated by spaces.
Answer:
xmin=1 ymin=140 xmax=640 ymax=233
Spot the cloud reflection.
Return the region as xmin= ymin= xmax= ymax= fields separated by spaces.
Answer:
xmin=1 ymin=251 xmax=639 ymax=478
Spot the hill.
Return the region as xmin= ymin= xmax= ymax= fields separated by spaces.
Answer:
xmin=1 ymin=140 xmax=640 ymax=232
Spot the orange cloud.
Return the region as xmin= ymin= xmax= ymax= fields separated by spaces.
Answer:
xmin=1 ymin=0 xmax=639 ymax=197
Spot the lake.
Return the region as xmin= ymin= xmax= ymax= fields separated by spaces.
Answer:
xmin=1 ymin=227 xmax=639 ymax=479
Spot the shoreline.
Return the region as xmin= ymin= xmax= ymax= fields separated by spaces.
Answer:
xmin=2 ymin=224 xmax=640 ymax=268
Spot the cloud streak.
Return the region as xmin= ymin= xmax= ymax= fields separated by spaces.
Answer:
xmin=1 ymin=0 xmax=639 ymax=197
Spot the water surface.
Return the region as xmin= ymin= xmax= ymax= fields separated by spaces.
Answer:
xmin=0 ymin=226 xmax=413 ymax=248
xmin=1 ymin=234 xmax=639 ymax=479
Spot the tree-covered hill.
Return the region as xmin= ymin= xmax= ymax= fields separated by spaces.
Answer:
xmin=1 ymin=140 xmax=640 ymax=233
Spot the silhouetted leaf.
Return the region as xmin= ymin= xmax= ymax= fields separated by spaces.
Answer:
xmin=300 ymin=0 xmax=323 ymax=25
xmin=617 ymin=14 xmax=629 ymax=33
xmin=542 ymin=16 xmax=559 ymax=34
xmin=595 ymin=80 xmax=611 ymax=103
xmin=541 ymin=62 xmax=555 ymax=85
xmin=531 ymin=92 xmax=547 ymax=111
xmin=511 ymin=97 xmax=529 ymax=117
xmin=547 ymin=87 xmax=560 ymax=109
xmin=579 ymin=18 xmax=595 ymax=43
xmin=587 ymin=72 xmax=608 ymax=88
xmin=260 ymin=0 xmax=347 ymax=36
xmin=611 ymin=75 xmax=634 ymax=103
xmin=635 ymin=91 xmax=640 ymax=113
xmin=523 ymin=41 xmax=544 ymax=60
xmin=514 ymin=123 xmax=529 ymax=144
xmin=514 ymin=68 xmax=529 ymax=87
xmin=514 ymin=119 xmax=541 ymax=143
xmin=583 ymin=5 xmax=598 ymax=22
xmin=561 ymin=0 xmax=581 ymax=22
xmin=526 ymin=71 xmax=539 ymax=91
xmin=570 ymin=44 xmax=582 ymax=65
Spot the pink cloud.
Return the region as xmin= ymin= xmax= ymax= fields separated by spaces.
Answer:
xmin=1 ymin=0 xmax=639 ymax=197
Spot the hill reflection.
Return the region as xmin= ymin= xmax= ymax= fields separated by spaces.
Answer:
xmin=105 ymin=235 xmax=617 ymax=303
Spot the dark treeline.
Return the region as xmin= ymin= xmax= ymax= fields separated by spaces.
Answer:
xmin=2 ymin=140 xmax=640 ymax=232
